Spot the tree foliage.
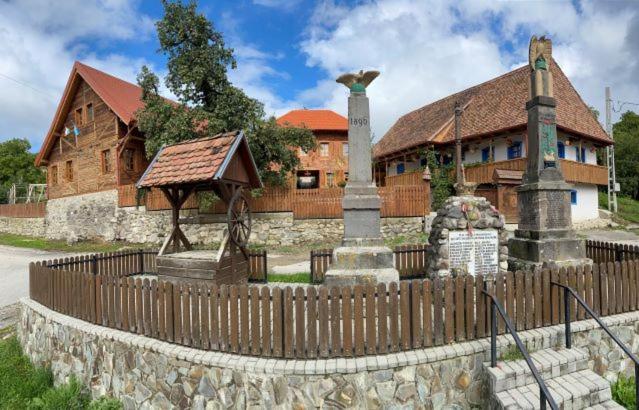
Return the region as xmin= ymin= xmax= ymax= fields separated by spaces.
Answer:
xmin=136 ymin=0 xmax=315 ymax=186
xmin=0 ymin=139 xmax=45 ymax=203
xmin=613 ymin=111 xmax=639 ymax=199
xmin=427 ymin=149 xmax=454 ymax=210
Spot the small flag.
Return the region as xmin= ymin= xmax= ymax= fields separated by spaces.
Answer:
xmin=73 ymin=125 xmax=80 ymax=136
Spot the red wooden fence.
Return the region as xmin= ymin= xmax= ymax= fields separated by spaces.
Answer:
xmin=0 ymin=202 xmax=46 ymax=218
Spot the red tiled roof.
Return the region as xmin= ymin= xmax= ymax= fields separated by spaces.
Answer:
xmin=277 ymin=109 xmax=347 ymax=131
xmin=373 ymin=59 xmax=612 ymax=159
xmin=36 ymin=61 xmax=151 ymax=166
xmin=138 ymin=131 xmax=240 ymax=188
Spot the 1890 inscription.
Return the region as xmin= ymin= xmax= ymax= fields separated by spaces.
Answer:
xmin=448 ymin=230 xmax=499 ymax=276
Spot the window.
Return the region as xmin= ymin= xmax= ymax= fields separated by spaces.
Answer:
xmin=50 ymin=166 xmax=58 ymax=185
xmin=101 ymin=149 xmax=112 ymax=174
xmin=85 ymin=103 xmax=94 ymax=122
xmin=74 ymin=108 xmax=83 ymax=126
xmin=124 ymin=149 xmax=135 ymax=172
xmin=507 ymin=141 xmax=522 ymax=159
xmin=396 ymin=163 xmax=405 ymax=174
xmin=575 ymin=146 xmax=586 ymax=163
xmin=342 ymin=143 xmax=349 ymax=157
xmin=558 ymin=141 xmax=565 ymax=159
xmin=420 ymin=157 xmax=427 ymax=167
xmin=570 ymin=190 xmax=577 ymax=205
xmin=320 ymin=142 xmax=329 ymax=157
xmin=327 ymin=172 xmax=334 ymax=187
xmin=65 ymin=160 xmax=74 ymax=181
xmin=481 ymin=147 xmax=491 ymax=162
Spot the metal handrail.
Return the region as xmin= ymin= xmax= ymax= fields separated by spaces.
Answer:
xmin=482 ymin=290 xmax=559 ymax=410
xmin=551 ymin=281 xmax=639 ymax=410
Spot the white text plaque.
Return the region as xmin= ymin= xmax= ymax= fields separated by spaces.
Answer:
xmin=448 ymin=229 xmax=499 ymax=276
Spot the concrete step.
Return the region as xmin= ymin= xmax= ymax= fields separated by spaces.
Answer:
xmin=486 ymin=347 xmax=589 ymax=393
xmin=493 ymin=369 xmax=613 ymax=410
xmin=583 ymin=400 xmax=626 ymax=410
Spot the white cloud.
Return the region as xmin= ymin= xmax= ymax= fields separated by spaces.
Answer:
xmin=0 ymin=0 xmax=155 ymax=150
xmin=294 ymin=0 xmax=639 ymax=140
xmin=252 ymin=0 xmax=301 ymax=11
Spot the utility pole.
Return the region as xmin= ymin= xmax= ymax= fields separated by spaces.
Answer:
xmin=605 ymin=87 xmax=618 ymax=213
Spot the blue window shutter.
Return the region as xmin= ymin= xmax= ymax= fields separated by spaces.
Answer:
xmin=397 ymin=163 xmax=405 ymax=174
xmin=507 ymin=142 xmax=522 ymax=160
xmin=570 ymin=190 xmax=577 ymax=204
xmin=581 ymin=147 xmax=586 ymax=163
xmin=558 ymin=142 xmax=565 ymax=158
xmin=482 ymin=147 xmax=490 ymax=162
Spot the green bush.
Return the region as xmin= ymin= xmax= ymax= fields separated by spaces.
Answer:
xmin=0 ymin=337 xmax=122 ymax=410
xmin=612 ymin=374 xmax=636 ymax=409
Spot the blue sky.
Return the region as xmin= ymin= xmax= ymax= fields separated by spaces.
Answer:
xmin=0 ymin=0 xmax=638 ymax=152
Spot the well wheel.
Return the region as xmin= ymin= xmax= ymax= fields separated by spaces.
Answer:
xmin=227 ymin=189 xmax=251 ymax=248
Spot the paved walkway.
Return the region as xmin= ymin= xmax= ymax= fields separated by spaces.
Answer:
xmin=579 ymin=229 xmax=639 ymax=245
xmin=0 ymin=245 xmax=76 ymax=308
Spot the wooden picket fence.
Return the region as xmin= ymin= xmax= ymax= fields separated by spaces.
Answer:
xmin=30 ymin=258 xmax=639 ymax=358
xmin=310 ymin=244 xmax=431 ymax=283
xmin=586 ymin=240 xmax=639 ymax=264
xmin=117 ymin=184 xmax=429 ymax=219
xmin=0 ymin=202 xmax=46 ymax=218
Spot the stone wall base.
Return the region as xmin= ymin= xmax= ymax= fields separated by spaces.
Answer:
xmin=1 ymin=190 xmax=425 ymax=247
xmin=18 ymin=297 xmax=638 ymax=409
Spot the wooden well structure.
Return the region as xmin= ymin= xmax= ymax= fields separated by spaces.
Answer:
xmin=137 ymin=131 xmax=262 ymax=285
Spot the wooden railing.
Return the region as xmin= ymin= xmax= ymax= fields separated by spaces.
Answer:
xmin=118 ymin=184 xmax=430 ymax=219
xmin=462 ymin=158 xmax=607 ymax=186
xmin=385 ymin=171 xmax=426 ymax=187
xmin=0 ymin=202 xmax=46 ymax=218
xmin=30 ymin=253 xmax=639 ymax=359
xmin=587 ymin=240 xmax=639 ymax=264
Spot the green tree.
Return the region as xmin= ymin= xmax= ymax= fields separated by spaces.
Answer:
xmin=0 ymin=139 xmax=45 ymax=203
xmin=136 ymin=0 xmax=315 ymax=186
xmin=613 ymin=111 xmax=639 ymax=199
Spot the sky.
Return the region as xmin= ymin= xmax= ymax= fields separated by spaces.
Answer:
xmin=1 ymin=0 xmax=638 ymax=153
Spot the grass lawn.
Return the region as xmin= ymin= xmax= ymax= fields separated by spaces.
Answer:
xmin=0 ymin=337 xmax=121 ymax=409
xmin=267 ymin=272 xmax=312 ymax=284
xmin=599 ymin=192 xmax=639 ymax=224
xmin=0 ymin=233 xmax=141 ymax=253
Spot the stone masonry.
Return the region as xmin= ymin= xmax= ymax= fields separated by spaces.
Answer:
xmin=427 ymin=196 xmax=508 ymax=278
xmin=0 ymin=189 xmax=424 ymax=247
xmin=19 ymin=297 xmax=639 ymax=409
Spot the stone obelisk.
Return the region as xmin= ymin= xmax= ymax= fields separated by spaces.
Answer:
xmin=324 ymin=70 xmax=399 ymax=286
xmin=508 ymin=35 xmax=590 ymax=270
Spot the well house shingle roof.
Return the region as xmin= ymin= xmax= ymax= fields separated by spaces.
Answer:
xmin=138 ymin=131 xmax=241 ymax=188
xmin=373 ymin=60 xmax=611 ymax=159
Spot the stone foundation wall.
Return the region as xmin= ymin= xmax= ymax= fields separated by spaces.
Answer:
xmin=1 ymin=189 xmax=423 ymax=246
xmin=18 ymin=297 xmax=639 ymax=409
xmin=0 ymin=216 xmax=46 ymax=237
xmin=45 ymin=190 xmax=120 ymax=242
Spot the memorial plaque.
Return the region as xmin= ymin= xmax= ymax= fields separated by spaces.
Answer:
xmin=448 ymin=230 xmax=499 ymax=276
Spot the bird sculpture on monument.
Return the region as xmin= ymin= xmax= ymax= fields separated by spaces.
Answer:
xmin=336 ymin=70 xmax=380 ymax=92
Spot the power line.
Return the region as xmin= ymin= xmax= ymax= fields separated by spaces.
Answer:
xmin=0 ymin=72 xmax=57 ymax=100
xmin=612 ymin=99 xmax=639 ymax=113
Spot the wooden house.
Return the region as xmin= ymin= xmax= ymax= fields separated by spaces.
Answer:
xmin=35 ymin=62 xmax=150 ymax=199
xmin=373 ymin=59 xmax=613 ymax=223
xmin=277 ymin=109 xmax=349 ymax=188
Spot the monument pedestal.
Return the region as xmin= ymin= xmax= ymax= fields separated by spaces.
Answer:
xmin=324 ymin=183 xmax=399 ymax=286
xmin=508 ymin=182 xmax=591 ymax=270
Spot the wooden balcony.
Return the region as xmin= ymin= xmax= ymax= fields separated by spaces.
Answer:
xmin=464 ymin=158 xmax=608 ymax=186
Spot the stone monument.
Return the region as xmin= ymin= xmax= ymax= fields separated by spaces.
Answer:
xmin=427 ymin=102 xmax=508 ymax=278
xmin=508 ymin=35 xmax=590 ymax=270
xmin=323 ymin=70 xmax=400 ymax=286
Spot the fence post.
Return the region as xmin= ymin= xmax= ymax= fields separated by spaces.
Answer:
xmin=310 ymin=251 xmax=315 ymax=283
xmin=263 ymin=250 xmax=268 ymax=282
xmin=92 ymin=255 xmax=98 ymax=275
xmin=564 ymin=287 xmax=571 ymax=349
xmin=139 ymin=249 xmax=144 ymax=274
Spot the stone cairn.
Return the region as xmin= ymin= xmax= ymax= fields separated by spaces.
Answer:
xmin=427 ymin=196 xmax=508 ymax=278
xmin=426 ymin=101 xmax=508 ymax=279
